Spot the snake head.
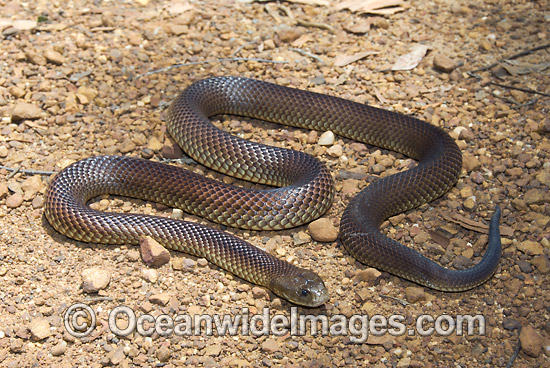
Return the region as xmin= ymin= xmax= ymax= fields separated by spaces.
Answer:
xmin=269 ymin=269 xmax=329 ymax=307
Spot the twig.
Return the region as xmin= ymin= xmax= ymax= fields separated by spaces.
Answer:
xmin=84 ymin=296 xmax=114 ymax=303
xmin=505 ymin=337 xmax=521 ymax=368
xmin=0 ymin=165 xmax=57 ymax=176
xmin=491 ymin=92 xmax=538 ymax=109
xmin=470 ymin=43 xmax=550 ymax=73
xmin=136 ymin=57 xmax=289 ymax=79
xmin=510 ymin=99 xmax=538 ymax=109
xmin=231 ymin=41 xmax=258 ymax=57
xmin=71 ymin=25 xmax=94 ymax=38
xmin=380 ymin=294 xmax=410 ymax=306
xmin=296 ymin=19 xmax=335 ymax=33
xmin=289 ymin=48 xmax=325 ymax=64
xmin=6 ymin=165 xmax=20 ymax=179
xmin=489 ymin=81 xmax=550 ymax=97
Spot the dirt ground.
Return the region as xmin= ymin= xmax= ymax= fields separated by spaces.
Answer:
xmin=0 ymin=0 xmax=549 ymax=367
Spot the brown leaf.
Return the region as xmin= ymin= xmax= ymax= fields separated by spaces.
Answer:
xmin=427 ymin=230 xmax=450 ymax=248
xmin=444 ymin=213 xmax=514 ymax=237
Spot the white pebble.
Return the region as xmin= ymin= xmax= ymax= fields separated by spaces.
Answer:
xmin=172 ymin=208 xmax=183 ymax=219
xmin=318 ymin=131 xmax=335 ymax=146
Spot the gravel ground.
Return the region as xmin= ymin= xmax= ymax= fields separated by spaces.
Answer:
xmin=1 ymin=0 xmax=549 ymax=367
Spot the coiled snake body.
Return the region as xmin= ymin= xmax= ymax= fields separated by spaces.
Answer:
xmin=45 ymin=77 xmax=501 ymax=307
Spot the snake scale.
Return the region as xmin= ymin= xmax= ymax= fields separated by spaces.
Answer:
xmin=44 ymin=76 xmax=501 ymax=307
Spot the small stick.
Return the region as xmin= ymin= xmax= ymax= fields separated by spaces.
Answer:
xmin=489 ymin=81 xmax=550 ymax=97
xmin=136 ymin=57 xmax=289 ymax=79
xmin=289 ymin=48 xmax=325 ymax=64
xmin=505 ymin=337 xmax=521 ymax=368
xmin=231 ymin=41 xmax=258 ymax=57
xmin=511 ymin=99 xmax=538 ymax=109
xmin=380 ymin=294 xmax=410 ymax=306
xmin=491 ymin=92 xmax=538 ymax=108
xmin=470 ymin=43 xmax=550 ymax=73
xmin=6 ymin=165 xmax=21 ymax=179
xmin=491 ymin=93 xmax=521 ymax=107
xmin=84 ymin=296 xmax=114 ymax=303
xmin=0 ymin=165 xmax=57 ymax=176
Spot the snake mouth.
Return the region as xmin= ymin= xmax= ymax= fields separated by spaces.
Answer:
xmin=269 ymin=270 xmax=329 ymax=308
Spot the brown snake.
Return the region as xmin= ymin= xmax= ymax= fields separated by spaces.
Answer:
xmin=44 ymin=76 xmax=501 ymax=307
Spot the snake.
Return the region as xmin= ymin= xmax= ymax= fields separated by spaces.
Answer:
xmin=44 ymin=76 xmax=501 ymax=307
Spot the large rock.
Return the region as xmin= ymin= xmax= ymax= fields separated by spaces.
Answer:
xmin=140 ymin=236 xmax=170 ymax=267
xmin=308 ymin=218 xmax=338 ymax=242
xmin=520 ymin=324 xmax=542 ymax=357
xmin=11 ymin=102 xmax=45 ymax=121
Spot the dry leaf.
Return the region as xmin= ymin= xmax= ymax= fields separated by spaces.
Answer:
xmin=502 ymin=60 xmax=550 ymax=76
xmin=334 ymin=51 xmax=379 ymax=67
xmin=391 ymin=44 xmax=429 ymax=71
xmin=0 ymin=19 xmax=37 ymax=32
xmin=427 ymin=230 xmax=450 ymax=248
xmin=166 ymin=1 xmax=194 ymax=16
xmin=12 ymin=20 xmax=38 ymax=31
xmin=444 ymin=213 xmax=514 ymax=237
xmin=291 ymin=34 xmax=312 ymax=48
xmin=334 ymin=0 xmax=407 ymax=15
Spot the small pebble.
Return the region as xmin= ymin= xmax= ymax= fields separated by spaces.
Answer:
xmin=31 ymin=196 xmax=44 ymax=209
xmin=149 ymin=293 xmax=171 ymax=306
xmin=205 ymin=344 xmax=222 ymax=356
xmin=172 ymin=208 xmax=183 ymax=219
xmin=11 ymin=102 xmax=45 ymax=121
xmin=141 ymin=268 xmax=159 ymax=283
xmin=261 ymin=339 xmax=281 ymax=353
xmin=29 ymin=317 xmax=51 ymax=340
xmin=517 ymin=240 xmax=543 ymax=256
xmin=433 ymin=53 xmax=457 ymax=72
xmin=405 ymin=287 xmax=426 ymax=303
xmin=6 ymin=193 xmax=24 ymax=208
xmin=161 ymin=143 xmax=183 ymax=159
xmin=516 ymin=260 xmax=533 ymax=273
xmin=318 ymin=131 xmax=335 ymax=146
xmin=276 ymin=28 xmax=301 ymax=43
xmin=51 ymin=341 xmax=67 ymax=356
xmin=308 ymin=218 xmax=338 ymax=242
xmin=327 ymin=144 xmax=343 ymax=157
xmin=81 ymin=268 xmax=111 ymax=293
xmin=157 ymin=346 xmax=172 ymax=362
xmin=10 ymin=339 xmax=24 ymax=353
xmin=44 ymin=49 xmax=65 ymax=65
xmin=25 ymin=50 xmax=47 ymax=65
xmin=354 ymin=268 xmax=381 ymax=283
xmin=108 ymin=346 xmax=125 ymax=365
xmin=293 ymin=231 xmax=311 ymax=245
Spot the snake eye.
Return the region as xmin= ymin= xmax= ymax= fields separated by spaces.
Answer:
xmin=301 ymin=289 xmax=310 ymax=297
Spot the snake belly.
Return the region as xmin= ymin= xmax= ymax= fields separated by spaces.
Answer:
xmin=44 ymin=76 xmax=501 ymax=307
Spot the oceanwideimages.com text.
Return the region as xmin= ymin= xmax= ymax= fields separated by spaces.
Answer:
xmin=65 ymin=303 xmax=486 ymax=343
